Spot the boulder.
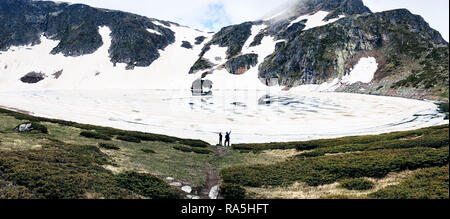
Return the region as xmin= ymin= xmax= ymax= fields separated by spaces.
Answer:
xmin=181 ymin=41 xmax=193 ymax=49
xmin=181 ymin=186 xmax=192 ymax=194
xmin=20 ymin=72 xmax=45 ymax=84
xmin=194 ymin=36 xmax=207 ymax=45
xmin=208 ymin=185 xmax=219 ymax=199
xmin=191 ymin=79 xmax=213 ymax=96
xmin=169 ymin=182 xmax=182 ymax=187
xmin=17 ymin=123 xmax=33 ymax=132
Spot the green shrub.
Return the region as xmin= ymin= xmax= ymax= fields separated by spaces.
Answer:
xmin=191 ymin=147 xmax=213 ymax=154
xmin=99 ymin=142 xmax=120 ymax=150
xmin=178 ymin=139 xmax=210 ymax=148
xmin=142 ymin=149 xmax=156 ymax=154
xmin=117 ymin=135 xmax=141 ymax=143
xmin=173 ymin=145 xmax=193 ymax=153
xmin=370 ymin=165 xmax=449 ymax=199
xmin=220 ymin=183 xmax=246 ymax=199
xmin=232 ymin=125 xmax=448 ymax=152
xmin=0 ymin=142 xmax=181 ymax=199
xmin=173 ymin=145 xmax=212 ymax=154
xmin=30 ymin=122 xmax=48 ymax=134
xmin=298 ymin=134 xmax=449 ymax=158
xmin=220 ymin=147 xmax=449 ymax=187
xmin=339 ymin=178 xmax=375 ymax=191
xmin=115 ymin=172 xmax=183 ymax=199
xmin=80 ymin=131 xmax=111 ymax=140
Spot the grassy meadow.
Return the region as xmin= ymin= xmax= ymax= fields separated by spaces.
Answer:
xmin=0 ymin=107 xmax=448 ymax=199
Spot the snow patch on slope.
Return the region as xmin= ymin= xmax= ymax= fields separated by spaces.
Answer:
xmin=342 ymin=57 xmax=378 ymax=84
xmin=290 ymin=57 xmax=378 ymax=92
xmin=0 ymin=25 xmax=211 ymax=91
xmin=287 ymin=11 xmax=345 ymax=30
xmin=203 ymin=24 xmax=282 ymax=91
xmin=203 ymin=45 xmax=228 ymax=65
xmin=146 ymin=28 xmax=162 ymax=35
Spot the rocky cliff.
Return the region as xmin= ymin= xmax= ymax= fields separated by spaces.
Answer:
xmin=0 ymin=0 xmax=175 ymax=69
xmin=0 ymin=0 xmax=448 ymax=100
xmin=189 ymin=0 xmax=448 ymax=100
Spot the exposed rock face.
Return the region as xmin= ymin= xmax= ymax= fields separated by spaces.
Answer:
xmin=198 ymin=22 xmax=254 ymax=59
xmin=181 ymin=41 xmax=193 ymax=49
xmin=224 ymin=54 xmax=258 ymax=75
xmin=20 ymin=72 xmax=45 ymax=83
xmin=0 ymin=0 xmax=175 ymax=69
xmin=259 ymin=9 xmax=448 ymax=96
xmin=194 ymin=36 xmax=206 ymax=45
xmin=189 ymin=59 xmax=215 ymax=74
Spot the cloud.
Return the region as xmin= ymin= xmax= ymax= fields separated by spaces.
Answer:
xmin=63 ymin=0 xmax=292 ymax=31
xmin=62 ymin=0 xmax=449 ymax=41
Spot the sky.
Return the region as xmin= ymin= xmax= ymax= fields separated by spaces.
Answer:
xmin=64 ymin=0 xmax=449 ymax=41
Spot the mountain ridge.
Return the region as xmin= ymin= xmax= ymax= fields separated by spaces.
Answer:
xmin=0 ymin=0 xmax=448 ymax=100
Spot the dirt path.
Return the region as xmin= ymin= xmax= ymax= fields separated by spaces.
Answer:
xmin=197 ymin=146 xmax=227 ymax=199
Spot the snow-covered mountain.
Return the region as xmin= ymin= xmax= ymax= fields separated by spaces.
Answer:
xmin=0 ymin=0 xmax=448 ymax=100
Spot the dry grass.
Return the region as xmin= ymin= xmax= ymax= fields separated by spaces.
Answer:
xmin=245 ymin=170 xmax=416 ymax=199
xmin=214 ymin=148 xmax=307 ymax=171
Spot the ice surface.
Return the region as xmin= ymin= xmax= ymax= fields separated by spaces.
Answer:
xmin=0 ymin=90 xmax=446 ymax=145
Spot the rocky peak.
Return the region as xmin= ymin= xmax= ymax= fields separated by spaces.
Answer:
xmin=292 ymin=0 xmax=371 ymax=17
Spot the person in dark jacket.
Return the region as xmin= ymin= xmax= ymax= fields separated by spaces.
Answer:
xmin=224 ymin=131 xmax=231 ymax=147
xmin=219 ymin=132 xmax=223 ymax=146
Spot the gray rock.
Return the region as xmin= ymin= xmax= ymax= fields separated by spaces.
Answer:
xmin=181 ymin=41 xmax=193 ymax=49
xmin=191 ymin=79 xmax=213 ymax=96
xmin=191 ymin=196 xmax=200 ymax=199
xmin=208 ymin=185 xmax=219 ymax=199
xmin=194 ymin=36 xmax=207 ymax=45
xmin=169 ymin=182 xmax=182 ymax=187
xmin=18 ymin=123 xmax=33 ymax=132
xmin=181 ymin=186 xmax=192 ymax=194
xmin=166 ymin=177 xmax=174 ymax=181
xmin=20 ymin=72 xmax=45 ymax=84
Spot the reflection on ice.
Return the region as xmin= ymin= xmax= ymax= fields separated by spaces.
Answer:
xmin=0 ymin=89 xmax=447 ymax=144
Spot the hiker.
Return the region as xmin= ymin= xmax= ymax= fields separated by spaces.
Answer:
xmin=219 ymin=132 xmax=223 ymax=146
xmin=225 ymin=131 xmax=231 ymax=147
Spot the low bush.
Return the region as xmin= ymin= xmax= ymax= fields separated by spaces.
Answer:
xmin=191 ymin=147 xmax=213 ymax=154
xmin=115 ymin=172 xmax=183 ymax=199
xmin=173 ymin=145 xmax=212 ymax=154
xmin=173 ymin=145 xmax=193 ymax=153
xmin=142 ymin=149 xmax=156 ymax=154
xmin=231 ymin=125 xmax=448 ymax=152
xmin=220 ymin=147 xmax=449 ymax=187
xmin=178 ymin=139 xmax=210 ymax=148
xmin=370 ymin=165 xmax=449 ymax=199
xmin=30 ymin=122 xmax=48 ymax=134
xmin=80 ymin=131 xmax=111 ymax=140
xmin=298 ymin=134 xmax=449 ymax=158
xmin=117 ymin=135 xmax=141 ymax=143
xmin=339 ymin=178 xmax=375 ymax=191
xmin=219 ymin=183 xmax=246 ymax=199
xmin=0 ymin=141 xmax=182 ymax=199
xmin=99 ymin=142 xmax=120 ymax=150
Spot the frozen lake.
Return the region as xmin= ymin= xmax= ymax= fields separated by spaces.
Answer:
xmin=0 ymin=89 xmax=447 ymax=144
